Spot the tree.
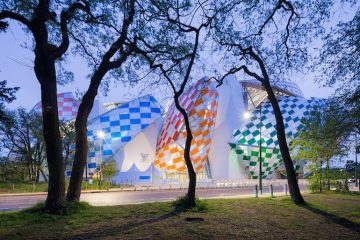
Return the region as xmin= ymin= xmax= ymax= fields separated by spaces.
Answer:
xmin=60 ymin=120 xmax=76 ymax=171
xmin=130 ymin=0 xmax=228 ymax=208
xmin=0 ymin=108 xmax=47 ymax=182
xmin=0 ymin=1 xmax=92 ymax=213
xmin=0 ymin=80 xmax=19 ymax=123
xmin=0 ymin=156 xmax=27 ymax=183
xmin=314 ymin=8 xmax=360 ymax=189
xmin=101 ymin=159 xmax=118 ymax=190
xmin=209 ymin=0 xmax=336 ymax=204
xmin=66 ymin=0 xmax=137 ymax=202
xmin=315 ymin=8 xmax=359 ymax=112
xmin=293 ymin=103 xmax=351 ymax=191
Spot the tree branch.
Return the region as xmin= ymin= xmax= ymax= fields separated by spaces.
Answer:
xmin=0 ymin=10 xmax=31 ymax=29
xmin=53 ymin=1 xmax=92 ymax=58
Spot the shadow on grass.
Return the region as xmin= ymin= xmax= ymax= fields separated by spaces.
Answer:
xmin=64 ymin=209 xmax=180 ymax=240
xmin=300 ymin=203 xmax=360 ymax=233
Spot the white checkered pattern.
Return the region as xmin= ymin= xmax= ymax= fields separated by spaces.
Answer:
xmin=32 ymin=92 xmax=79 ymax=122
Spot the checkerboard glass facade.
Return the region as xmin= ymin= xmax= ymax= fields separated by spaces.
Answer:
xmin=229 ymin=96 xmax=324 ymax=179
xmin=155 ymin=79 xmax=218 ymax=173
xmin=32 ymin=92 xmax=79 ymax=122
xmin=87 ymin=95 xmax=162 ymax=173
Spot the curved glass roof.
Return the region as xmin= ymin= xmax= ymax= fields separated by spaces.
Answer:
xmin=241 ymin=79 xmax=303 ymax=98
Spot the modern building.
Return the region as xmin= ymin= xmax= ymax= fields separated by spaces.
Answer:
xmin=33 ymin=75 xmax=323 ymax=184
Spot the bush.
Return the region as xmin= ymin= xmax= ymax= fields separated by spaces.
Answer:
xmin=24 ymin=201 xmax=91 ymax=216
xmin=172 ymin=196 xmax=209 ymax=212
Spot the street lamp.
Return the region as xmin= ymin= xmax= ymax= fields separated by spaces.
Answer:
xmin=97 ymin=130 xmax=105 ymax=186
xmin=259 ymin=103 xmax=263 ymax=194
xmin=243 ymin=111 xmax=251 ymax=119
xmin=355 ymin=132 xmax=358 ymax=188
xmin=243 ymin=105 xmax=263 ymax=194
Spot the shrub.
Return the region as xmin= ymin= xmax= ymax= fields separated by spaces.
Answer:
xmin=172 ymin=196 xmax=209 ymax=212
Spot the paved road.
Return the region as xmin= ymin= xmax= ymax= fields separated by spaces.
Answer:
xmin=0 ymin=184 xmax=306 ymax=212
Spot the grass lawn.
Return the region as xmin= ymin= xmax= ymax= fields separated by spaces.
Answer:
xmin=0 ymin=192 xmax=359 ymax=239
xmin=0 ymin=180 xmax=133 ymax=194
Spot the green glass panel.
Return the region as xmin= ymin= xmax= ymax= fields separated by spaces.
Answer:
xmin=249 ymin=161 xmax=257 ymax=166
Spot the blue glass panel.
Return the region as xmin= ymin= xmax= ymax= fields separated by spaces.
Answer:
xmin=111 ymin=132 xmax=121 ymax=138
xmin=120 ymin=125 xmax=130 ymax=131
xmin=120 ymin=114 xmax=130 ymax=119
xmin=129 ymin=108 xmax=140 ymax=113
xmin=139 ymin=176 xmax=151 ymax=180
xmin=88 ymin=152 xmax=95 ymax=157
xmin=151 ymin=108 xmax=161 ymax=113
xmin=140 ymin=102 xmax=150 ymax=107
xmin=110 ymin=121 xmax=120 ymax=126
xmin=100 ymin=116 xmax=109 ymax=122
xmin=88 ymin=163 xmax=97 ymax=168
xmin=103 ymin=150 xmax=112 ymax=156
xmin=130 ymin=119 xmax=141 ymax=124
xmin=121 ymin=136 xmax=131 ymax=142
xmin=119 ymin=103 xmax=129 ymax=108
xmin=140 ymin=113 xmax=151 ymax=118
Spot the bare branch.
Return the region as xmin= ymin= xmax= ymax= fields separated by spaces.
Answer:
xmin=53 ymin=1 xmax=92 ymax=58
xmin=0 ymin=10 xmax=31 ymax=29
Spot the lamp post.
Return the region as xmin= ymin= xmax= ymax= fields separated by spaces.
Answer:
xmin=259 ymin=103 xmax=263 ymax=194
xmin=243 ymin=104 xmax=263 ymax=194
xmin=97 ymin=130 xmax=105 ymax=187
xmin=355 ymin=132 xmax=358 ymax=188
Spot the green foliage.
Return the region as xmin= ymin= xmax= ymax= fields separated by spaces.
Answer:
xmin=315 ymin=9 xmax=359 ymax=105
xmin=0 ymin=80 xmax=19 ymax=123
xmin=60 ymin=120 xmax=76 ymax=168
xmin=306 ymin=166 xmax=351 ymax=192
xmin=173 ymin=196 xmax=209 ymax=212
xmin=0 ymin=109 xmax=46 ymax=183
xmin=101 ymin=159 xmax=118 ymax=181
xmin=292 ymin=104 xmax=350 ymax=165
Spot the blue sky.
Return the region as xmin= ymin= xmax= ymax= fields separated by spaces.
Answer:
xmin=0 ymin=2 xmax=358 ymax=167
xmin=0 ymin=23 xmax=335 ymax=111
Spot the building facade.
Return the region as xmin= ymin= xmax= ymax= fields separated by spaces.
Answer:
xmin=33 ymin=76 xmax=322 ymax=184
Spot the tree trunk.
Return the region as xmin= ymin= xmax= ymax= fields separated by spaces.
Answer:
xmin=34 ymin=46 xmax=65 ymax=212
xmin=40 ymin=77 xmax=66 ymax=212
xmin=174 ymin=96 xmax=196 ymax=208
xmin=67 ymin=69 xmax=106 ymax=202
xmin=326 ymin=160 xmax=330 ymax=190
xmin=35 ymin=166 xmax=39 ymax=182
xmin=262 ymin=80 xmax=305 ymax=204
xmin=40 ymin=168 xmax=48 ymax=182
xmin=319 ymin=170 xmax=322 ymax=192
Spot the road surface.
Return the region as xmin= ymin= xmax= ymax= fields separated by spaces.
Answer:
xmin=0 ymin=184 xmax=306 ymax=212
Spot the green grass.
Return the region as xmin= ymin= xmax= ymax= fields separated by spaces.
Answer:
xmin=0 ymin=180 xmax=133 ymax=194
xmin=173 ymin=196 xmax=209 ymax=212
xmin=1 ymin=192 xmax=359 ymax=239
xmin=0 ymin=182 xmax=49 ymax=193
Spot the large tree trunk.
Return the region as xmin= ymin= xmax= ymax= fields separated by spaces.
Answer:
xmin=40 ymin=74 xmax=66 ymax=212
xmin=174 ymin=95 xmax=196 ymax=208
xmin=319 ymin=160 xmax=323 ymax=192
xmin=67 ymin=69 xmax=106 ymax=202
xmin=326 ymin=159 xmax=330 ymax=190
xmin=262 ymin=80 xmax=305 ymax=204
xmin=34 ymin=44 xmax=65 ymax=212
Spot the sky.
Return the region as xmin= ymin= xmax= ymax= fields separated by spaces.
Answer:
xmin=0 ymin=23 xmax=336 ymax=111
xmin=1 ymin=1 xmax=357 ymax=111
xmin=0 ymin=2 xmax=358 ymax=168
